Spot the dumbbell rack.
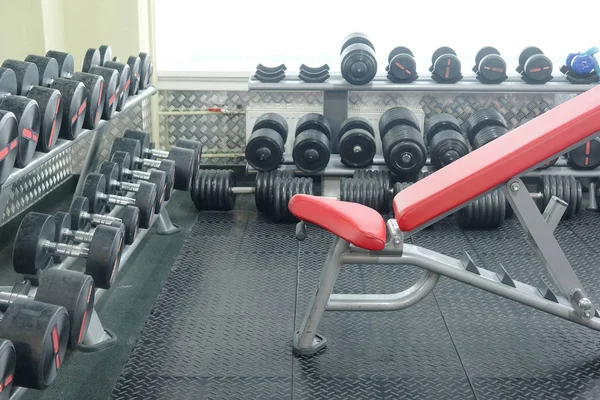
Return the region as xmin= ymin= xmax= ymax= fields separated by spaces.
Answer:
xmin=248 ymin=74 xmax=599 ymax=197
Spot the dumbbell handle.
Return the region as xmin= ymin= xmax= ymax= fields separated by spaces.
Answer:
xmin=117 ymin=180 xmax=140 ymax=193
xmin=43 ymin=240 xmax=89 ymax=258
xmin=145 ymin=148 xmax=169 ymax=159
xmin=125 ymin=168 xmax=151 ymax=181
xmin=98 ymin=193 xmax=135 ymax=207
xmin=81 ymin=210 xmax=122 ymax=227
xmin=136 ymin=157 xmax=161 ymax=169
xmin=0 ymin=292 xmax=29 ymax=311
xmin=61 ymin=228 xmax=94 ymax=243
xmin=231 ymin=187 xmax=255 ymax=194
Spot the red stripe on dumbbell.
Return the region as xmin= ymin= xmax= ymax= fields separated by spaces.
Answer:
xmin=55 ymin=98 xmax=61 ymax=114
xmin=49 ymin=119 xmax=57 ymax=146
xmin=110 ymin=257 xmax=119 ymax=283
xmin=529 ymin=67 xmax=541 ymax=73
xmin=124 ymin=79 xmax=131 ymax=92
xmin=491 ymin=67 xmax=504 ymax=73
xmin=3 ymin=375 xmax=11 ymax=387
xmin=0 ymin=382 xmax=3 ymax=392
xmin=52 ymin=326 xmax=61 ymax=369
xmin=0 ymin=138 xmax=19 ymax=160
xmin=78 ymin=310 xmax=88 ymax=344
xmin=78 ymin=100 xmax=87 ymax=116
xmin=109 ymin=93 xmax=116 ymax=106
xmin=87 ymin=284 xmax=93 ymax=303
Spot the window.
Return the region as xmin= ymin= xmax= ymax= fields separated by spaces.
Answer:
xmin=154 ymin=0 xmax=600 ymax=77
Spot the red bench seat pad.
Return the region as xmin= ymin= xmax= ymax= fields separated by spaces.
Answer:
xmin=288 ymin=194 xmax=386 ymax=251
xmin=394 ymin=86 xmax=600 ymax=231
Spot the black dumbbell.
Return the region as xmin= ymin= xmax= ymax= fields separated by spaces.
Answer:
xmin=386 ymin=47 xmax=418 ymax=83
xmin=0 ymin=67 xmax=40 ymax=167
xmin=464 ymin=109 xmax=508 ymax=149
xmin=53 ymin=211 xmax=125 ymax=263
xmin=82 ymin=46 xmax=131 ymax=112
xmin=99 ymin=160 xmax=166 ymax=213
xmin=472 ymin=47 xmax=508 ymax=84
xmin=293 ymin=113 xmax=331 ymax=173
xmin=0 ymin=110 xmax=19 ymax=184
xmin=0 ymin=297 xmax=68 ymax=389
xmin=338 ymin=117 xmax=376 ymax=168
xmin=82 ymin=173 xmax=156 ymax=229
xmin=14 ymin=212 xmax=124 ymax=290
xmin=82 ymin=46 xmax=112 ymax=71
xmin=424 ymin=113 xmax=470 ymax=169
xmin=567 ymin=138 xmax=600 ymax=170
xmin=5 ymin=268 xmax=94 ymax=349
xmin=111 ymin=150 xmax=175 ymax=200
xmin=111 ymin=136 xmax=192 ymax=192
xmin=36 ymin=51 xmax=106 ymax=133
xmin=246 ymin=113 xmax=288 ymax=172
xmin=69 ymin=196 xmax=139 ymax=245
xmin=379 ymin=107 xmax=427 ymax=177
xmin=429 ymin=47 xmax=462 ymax=83
xmin=340 ymin=32 xmax=377 ymax=85
xmin=138 ymin=52 xmax=153 ymax=90
xmin=517 ymin=47 xmax=553 ymax=84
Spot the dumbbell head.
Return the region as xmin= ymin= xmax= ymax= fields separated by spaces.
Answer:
xmin=382 ymin=124 xmax=427 ymax=176
xmin=132 ymin=181 xmax=157 ymax=228
xmin=121 ymin=206 xmax=140 ymax=245
xmin=82 ymin=173 xmax=107 ymax=214
xmin=0 ymin=96 xmax=40 ymax=168
xmin=456 ymin=189 xmax=506 ymax=229
xmin=35 ymin=268 xmax=95 ymax=349
xmin=424 ymin=113 xmax=462 ymax=145
xmin=295 ymin=113 xmax=331 ymax=138
xmin=340 ymin=178 xmax=388 ymax=213
xmin=49 ymin=78 xmax=87 ymax=138
xmin=430 ymin=46 xmax=462 ymax=83
xmin=0 ymin=339 xmax=15 ymax=396
xmin=82 ymin=49 xmax=101 ymax=73
xmin=270 ymin=177 xmax=314 ymax=222
xmin=103 ymin=61 xmax=131 ymax=111
xmin=0 ymin=110 xmax=19 ymax=185
xmin=464 ymin=108 xmax=507 ymax=144
xmin=191 ymin=169 xmax=236 ymax=211
xmin=85 ymin=225 xmax=124 ymax=289
xmin=0 ymin=299 xmax=69 ymax=389
xmin=425 ymin=113 xmax=469 ymax=169
xmin=52 ymin=211 xmax=73 ymax=264
xmin=26 ymin=86 xmax=61 ymax=152
xmin=69 ymin=196 xmax=92 ymax=231
xmin=126 ymin=56 xmax=142 ymax=95
xmin=122 ymin=130 xmax=150 ymax=157
xmin=379 ymin=107 xmax=420 ymax=138
xmin=174 ymin=138 xmax=202 ymax=176
xmin=338 ymin=117 xmax=376 ymax=168
xmin=0 ymin=68 xmax=17 ymax=99
xmin=386 ymin=46 xmax=418 ymax=82
xmin=111 ymin=136 xmax=141 ymax=163
xmin=473 ymin=47 xmax=507 ymax=84
xmin=98 ymin=45 xmax=112 ymax=66
xmin=340 ymin=33 xmax=377 ymax=85
xmin=566 ymin=138 xmax=600 ymax=170
xmin=538 ymin=175 xmax=582 ymax=219
xmin=147 ymin=169 xmax=167 ymax=212
xmin=518 ymin=47 xmax=553 ymax=83
xmin=156 ymin=159 xmax=176 ymax=200
xmin=110 ymin=151 xmax=132 ymax=180
xmin=23 ymin=55 xmax=59 ymax=87
xmin=99 ymin=161 xmax=121 ymax=199
xmin=88 ymin=66 xmax=119 ymax=120
xmin=13 ymin=212 xmax=56 ymax=275
xmin=1 ymin=60 xmax=39 ymax=95
xmin=293 ymin=113 xmax=331 ymax=173
xmin=45 ymin=51 xmax=74 ymax=78
xmin=70 ymin=72 xmax=104 ymax=130
xmin=254 ymin=170 xmax=294 ymax=212
xmin=138 ymin=53 xmax=152 ymax=90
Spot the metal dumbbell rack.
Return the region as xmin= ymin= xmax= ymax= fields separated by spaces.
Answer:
xmin=248 ymin=74 xmax=600 ymax=197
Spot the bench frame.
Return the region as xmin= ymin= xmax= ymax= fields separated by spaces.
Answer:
xmin=293 ymin=177 xmax=599 ymax=355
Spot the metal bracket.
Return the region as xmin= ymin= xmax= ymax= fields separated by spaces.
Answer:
xmin=503 ymin=178 xmax=595 ymax=319
xmin=156 ymin=207 xmax=180 ymax=235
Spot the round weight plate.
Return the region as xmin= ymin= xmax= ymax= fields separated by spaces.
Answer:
xmin=0 ymin=68 xmax=17 ymax=98
xmin=246 ymin=128 xmax=285 ymax=174
xmin=138 ymin=53 xmax=152 ymax=90
xmin=382 ymin=125 xmax=427 ymax=176
xmin=35 ymin=269 xmax=95 ymax=348
xmin=339 ymin=128 xmax=376 ymax=168
xmin=340 ymin=43 xmax=377 ymax=85
xmin=175 ymin=138 xmax=203 ymax=175
xmin=111 ymin=137 xmax=142 ymax=163
xmin=126 ymin=56 xmax=141 ymax=95
xmin=135 ymin=182 xmax=156 ymax=229
xmin=121 ymin=206 xmax=139 ymax=245
xmin=523 ymin=54 xmax=553 ymax=83
xmin=86 ymin=225 xmax=123 ymax=289
xmin=71 ymin=72 xmax=104 ymax=130
xmin=123 ymin=129 xmax=150 ymax=157
xmin=103 ymin=61 xmax=131 ymax=111
xmin=45 ymin=51 xmax=75 ymax=78
xmin=192 ymin=169 xmax=236 ymax=211
xmin=98 ymin=45 xmax=112 ymax=65
xmin=340 ymin=32 xmax=375 ymax=54
xmin=432 ymin=53 xmax=462 ymax=82
xmin=0 ymin=110 xmax=19 ymax=185
xmin=24 ymin=55 xmax=59 ymax=87
xmin=379 ymin=107 xmax=420 ymax=138
xmin=339 ymin=116 xmax=375 ymax=137
xmin=167 ymin=147 xmax=195 ymax=191
xmin=69 ymin=196 xmax=91 ymax=232
xmin=477 ymin=54 xmax=507 ymax=83
xmin=295 ymin=113 xmax=332 ymax=138
xmin=88 ymin=66 xmax=119 ymax=120
xmin=518 ymin=46 xmax=544 ymax=70
xmin=82 ymin=173 xmax=107 ymax=214
xmin=1 ymin=60 xmax=38 ymax=95
xmin=388 ymin=46 xmax=414 ymax=63
xmin=566 ymin=138 xmax=600 ymax=170
xmin=111 ymin=151 xmax=132 ymax=180
xmin=27 ymin=87 xmax=61 ymax=152
xmin=292 ymin=130 xmax=331 ymax=174
xmin=0 ymin=339 xmax=16 ymax=399
xmin=82 ymin=49 xmax=100 ymax=73
xmin=52 ymin=212 xmax=72 ymax=264
xmin=252 ymin=113 xmax=288 ymax=142
xmin=13 ymin=212 xmax=55 ymax=275
xmin=254 ymin=170 xmax=294 ymax=212
xmin=0 ymin=299 xmax=68 ymax=389
xmin=0 ymin=97 xmax=40 ymax=168
xmin=148 ymin=170 xmax=167 ymax=213
xmin=49 ymin=78 xmax=86 ymax=139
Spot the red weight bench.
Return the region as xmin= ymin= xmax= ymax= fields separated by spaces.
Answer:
xmin=289 ymin=86 xmax=600 ymax=355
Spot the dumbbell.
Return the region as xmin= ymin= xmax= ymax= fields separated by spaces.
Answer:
xmin=340 ymin=33 xmax=377 ymax=85
xmin=386 ymin=47 xmax=418 ymax=83
xmin=14 ymin=212 xmax=124 ymax=290
xmin=111 ymin=150 xmax=175 ymax=200
xmin=82 ymin=46 xmax=131 ymax=111
xmin=293 ymin=113 xmax=331 ymax=173
xmin=53 ymin=211 xmax=125 ymax=265
xmin=111 ymin=136 xmax=193 ymax=192
xmin=517 ymin=47 xmax=553 ymax=84
xmin=378 ymin=107 xmax=427 ymax=177
xmin=3 ymin=268 xmax=94 ymax=350
xmin=464 ymin=109 xmax=508 ymax=149
xmin=429 ymin=47 xmax=462 ymax=83
xmin=0 ymin=67 xmax=40 ymax=167
xmin=424 ymin=113 xmax=470 ymax=169
xmin=82 ymin=172 xmax=156 ymax=229
xmin=338 ymin=117 xmax=376 ymax=168
xmin=566 ymin=138 xmax=600 ymax=170
xmin=472 ymin=47 xmax=508 ymax=84
xmin=0 ymin=297 xmax=68 ymax=390
xmin=560 ymin=50 xmax=600 ymax=84
xmin=106 ymin=52 xmax=150 ymax=94
xmin=70 ymin=196 xmax=139 ymax=245
xmin=99 ymin=160 xmax=166 ymax=213
xmin=245 ymin=113 xmax=288 ymax=172
xmin=33 ymin=51 xmax=105 ymax=133
xmin=0 ymin=110 xmax=19 ymax=185
xmin=138 ymin=52 xmax=153 ymax=90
